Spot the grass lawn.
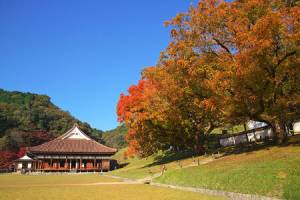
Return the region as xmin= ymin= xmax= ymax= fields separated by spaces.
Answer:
xmin=109 ymin=148 xmax=209 ymax=180
xmin=111 ymin=136 xmax=300 ymax=200
xmin=0 ymin=174 xmax=226 ymax=200
xmin=156 ymin=145 xmax=300 ymax=200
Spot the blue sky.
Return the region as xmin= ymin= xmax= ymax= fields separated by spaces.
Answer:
xmin=0 ymin=0 xmax=194 ymax=131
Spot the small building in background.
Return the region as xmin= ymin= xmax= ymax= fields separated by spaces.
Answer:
xmin=292 ymin=121 xmax=300 ymax=134
xmin=14 ymin=154 xmax=35 ymax=173
xmin=220 ymin=126 xmax=274 ymax=147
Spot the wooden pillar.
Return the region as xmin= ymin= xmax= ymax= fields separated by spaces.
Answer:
xmin=41 ymin=160 xmax=43 ymax=169
xmin=94 ymin=159 xmax=96 ymax=169
xmin=80 ymin=158 xmax=82 ymax=169
xmin=65 ymin=158 xmax=68 ymax=169
xmin=55 ymin=160 xmax=57 ymax=169
xmin=50 ymin=159 xmax=53 ymax=169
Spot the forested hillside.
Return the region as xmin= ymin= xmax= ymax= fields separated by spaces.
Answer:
xmin=0 ymin=89 xmax=103 ymax=168
xmin=102 ymin=124 xmax=127 ymax=149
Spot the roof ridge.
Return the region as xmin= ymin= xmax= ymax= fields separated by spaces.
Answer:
xmin=28 ymin=124 xmax=118 ymax=154
xmin=58 ymin=124 xmax=92 ymax=140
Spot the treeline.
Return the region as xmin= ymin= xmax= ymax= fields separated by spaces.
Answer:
xmin=102 ymin=124 xmax=128 ymax=149
xmin=0 ymin=89 xmax=103 ymax=168
xmin=117 ymin=0 xmax=300 ymax=157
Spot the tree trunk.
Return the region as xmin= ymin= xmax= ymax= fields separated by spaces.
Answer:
xmin=194 ymin=132 xmax=204 ymax=155
xmin=243 ymin=123 xmax=247 ymax=131
xmin=271 ymin=120 xmax=287 ymax=144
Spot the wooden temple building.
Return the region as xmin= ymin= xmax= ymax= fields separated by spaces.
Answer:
xmin=16 ymin=124 xmax=117 ymax=173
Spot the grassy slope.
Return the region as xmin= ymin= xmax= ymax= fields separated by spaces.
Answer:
xmin=156 ymin=145 xmax=300 ymax=199
xmin=110 ymin=137 xmax=300 ymax=199
xmin=0 ymin=174 xmax=225 ymax=200
xmin=211 ymin=124 xmax=247 ymax=134
xmin=110 ymin=148 xmax=209 ymax=180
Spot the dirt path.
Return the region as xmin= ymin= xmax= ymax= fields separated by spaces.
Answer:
xmin=136 ymin=156 xmax=220 ymax=183
xmin=151 ymin=182 xmax=280 ymax=200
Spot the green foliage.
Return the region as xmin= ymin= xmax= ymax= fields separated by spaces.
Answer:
xmin=102 ymin=124 xmax=128 ymax=149
xmin=0 ymin=89 xmax=103 ymax=153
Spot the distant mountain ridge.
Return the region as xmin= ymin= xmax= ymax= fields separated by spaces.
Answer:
xmin=0 ymin=89 xmax=103 ymax=138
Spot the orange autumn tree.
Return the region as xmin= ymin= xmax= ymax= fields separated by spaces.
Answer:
xmin=166 ymin=0 xmax=300 ymax=142
xmin=117 ymin=79 xmax=170 ymax=157
xmin=143 ymin=38 xmax=223 ymax=154
xmin=118 ymin=64 xmax=221 ymax=156
xmin=117 ymin=80 xmax=147 ymax=156
xmin=117 ymin=0 xmax=300 ymax=156
xmin=117 ymin=37 xmax=224 ymax=156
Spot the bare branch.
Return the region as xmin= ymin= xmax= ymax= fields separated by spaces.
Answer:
xmin=278 ymin=51 xmax=296 ymax=66
xmin=213 ymin=37 xmax=232 ymax=55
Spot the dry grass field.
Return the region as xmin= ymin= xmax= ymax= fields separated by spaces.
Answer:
xmin=0 ymin=174 xmax=226 ymax=200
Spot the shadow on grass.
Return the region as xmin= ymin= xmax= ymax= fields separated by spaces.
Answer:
xmin=218 ymin=134 xmax=300 ymax=158
xmin=145 ymin=135 xmax=300 ymax=168
xmin=136 ymin=134 xmax=300 ymax=170
xmin=218 ymin=142 xmax=273 ymax=157
xmin=280 ymin=134 xmax=300 ymax=146
xmin=143 ymin=151 xmax=197 ymax=168
xmin=117 ymin=162 xmax=129 ymax=169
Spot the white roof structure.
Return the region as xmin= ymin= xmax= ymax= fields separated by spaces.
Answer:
xmin=17 ymin=154 xmax=34 ymax=161
xmin=59 ymin=124 xmax=91 ymax=140
xmin=293 ymin=122 xmax=300 ymax=133
xmin=247 ymin=120 xmax=268 ymax=129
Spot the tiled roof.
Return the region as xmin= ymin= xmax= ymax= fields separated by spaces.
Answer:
xmin=28 ymin=124 xmax=117 ymax=155
xmin=29 ymin=138 xmax=117 ymax=154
